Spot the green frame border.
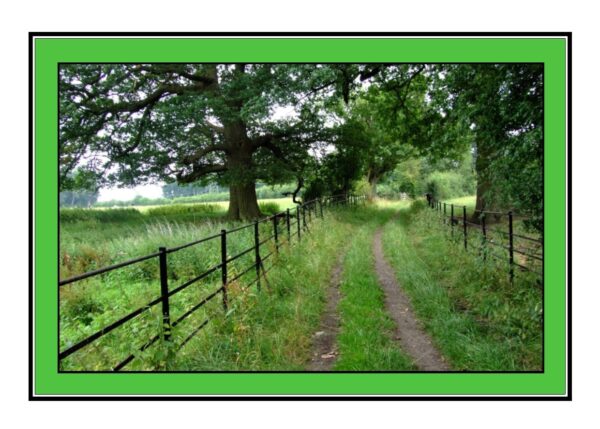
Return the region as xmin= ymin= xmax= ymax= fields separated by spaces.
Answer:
xmin=31 ymin=34 xmax=570 ymax=398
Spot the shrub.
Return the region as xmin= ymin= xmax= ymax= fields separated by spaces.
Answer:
xmin=259 ymin=202 xmax=281 ymax=216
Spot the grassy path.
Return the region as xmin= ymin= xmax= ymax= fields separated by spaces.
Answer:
xmin=372 ymin=225 xmax=450 ymax=371
xmin=381 ymin=203 xmax=542 ymax=370
xmin=333 ymin=205 xmax=416 ymax=371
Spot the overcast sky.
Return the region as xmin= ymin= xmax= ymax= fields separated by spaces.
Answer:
xmin=97 ymin=184 xmax=164 ymax=202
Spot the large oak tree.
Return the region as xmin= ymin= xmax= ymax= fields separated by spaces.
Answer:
xmin=60 ymin=63 xmax=383 ymax=220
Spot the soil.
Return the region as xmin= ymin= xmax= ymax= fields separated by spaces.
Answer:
xmin=307 ymin=252 xmax=345 ymax=371
xmin=372 ymin=227 xmax=451 ymax=371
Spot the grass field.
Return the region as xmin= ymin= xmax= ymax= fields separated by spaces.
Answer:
xmin=59 ymin=198 xmax=542 ymax=371
xmin=445 ymin=195 xmax=476 ymax=215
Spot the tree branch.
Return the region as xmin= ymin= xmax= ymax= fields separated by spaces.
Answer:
xmin=181 ymin=143 xmax=229 ymax=165
xmin=252 ymin=135 xmax=287 ymax=162
xmin=176 ymin=164 xmax=226 ymax=183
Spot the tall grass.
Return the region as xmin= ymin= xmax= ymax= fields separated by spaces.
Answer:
xmin=60 ymin=205 xmax=354 ymax=371
xmin=381 ymin=202 xmax=542 ymax=370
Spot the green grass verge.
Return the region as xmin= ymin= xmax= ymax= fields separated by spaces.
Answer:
xmin=381 ymin=202 xmax=542 ymax=371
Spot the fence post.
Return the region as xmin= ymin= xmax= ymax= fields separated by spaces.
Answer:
xmin=254 ymin=221 xmax=261 ymax=292
xmin=297 ymin=206 xmax=301 ymax=241
xmin=450 ymin=204 xmax=454 ymax=237
xmin=302 ymin=204 xmax=307 ymax=230
xmin=319 ymin=199 xmax=323 ymax=218
xmin=481 ymin=213 xmax=487 ymax=260
xmin=158 ymin=247 xmax=171 ymax=341
xmin=273 ymin=215 xmax=279 ymax=253
xmin=443 ymin=203 xmax=447 ymax=224
xmin=463 ymin=206 xmax=468 ymax=250
xmin=286 ymin=208 xmax=291 ymax=243
xmin=308 ymin=202 xmax=312 ymax=224
xmin=220 ymin=230 xmax=228 ymax=311
xmin=508 ymin=211 xmax=514 ymax=283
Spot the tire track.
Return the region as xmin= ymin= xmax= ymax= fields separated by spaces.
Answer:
xmin=307 ymin=251 xmax=346 ymax=371
xmin=372 ymin=225 xmax=450 ymax=371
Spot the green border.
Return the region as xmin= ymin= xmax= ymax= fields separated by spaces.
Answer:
xmin=34 ymin=36 xmax=568 ymax=397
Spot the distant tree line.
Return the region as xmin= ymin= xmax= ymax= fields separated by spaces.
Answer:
xmin=87 ymin=182 xmax=298 ymax=208
xmin=59 ymin=189 xmax=99 ymax=208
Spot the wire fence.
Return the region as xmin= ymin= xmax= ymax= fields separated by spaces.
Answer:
xmin=427 ymin=198 xmax=543 ymax=284
xmin=59 ymin=194 xmax=366 ymax=371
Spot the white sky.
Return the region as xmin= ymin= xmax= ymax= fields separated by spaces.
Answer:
xmin=98 ymin=184 xmax=164 ymax=202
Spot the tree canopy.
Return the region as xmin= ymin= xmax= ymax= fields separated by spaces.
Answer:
xmin=60 ymin=64 xmax=394 ymax=219
xmin=60 ymin=63 xmax=543 ymax=228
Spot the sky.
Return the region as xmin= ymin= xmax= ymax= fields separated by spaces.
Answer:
xmin=98 ymin=183 xmax=164 ymax=202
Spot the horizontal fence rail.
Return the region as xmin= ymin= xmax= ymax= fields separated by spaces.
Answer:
xmin=59 ymin=194 xmax=366 ymax=371
xmin=427 ymin=197 xmax=543 ymax=284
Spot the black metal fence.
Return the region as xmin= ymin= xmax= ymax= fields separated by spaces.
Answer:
xmin=59 ymin=194 xmax=365 ymax=371
xmin=427 ymin=198 xmax=543 ymax=283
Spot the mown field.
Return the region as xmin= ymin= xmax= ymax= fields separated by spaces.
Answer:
xmin=59 ymin=198 xmax=542 ymax=371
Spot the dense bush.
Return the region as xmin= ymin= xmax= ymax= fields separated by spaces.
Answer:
xmin=258 ymin=202 xmax=281 ymax=216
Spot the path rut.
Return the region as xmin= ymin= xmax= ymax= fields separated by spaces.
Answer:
xmin=307 ymin=252 xmax=345 ymax=371
xmin=372 ymin=225 xmax=450 ymax=371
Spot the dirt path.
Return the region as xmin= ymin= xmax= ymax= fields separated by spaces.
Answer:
xmin=372 ymin=226 xmax=450 ymax=371
xmin=307 ymin=252 xmax=345 ymax=371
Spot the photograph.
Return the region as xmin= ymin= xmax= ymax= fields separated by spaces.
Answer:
xmin=31 ymin=34 xmax=569 ymax=398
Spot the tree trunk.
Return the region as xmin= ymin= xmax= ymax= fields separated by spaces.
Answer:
xmin=472 ymin=179 xmax=489 ymax=222
xmin=471 ymin=141 xmax=496 ymax=223
xmin=368 ymin=175 xmax=378 ymax=200
xmin=227 ymin=182 xmax=262 ymax=220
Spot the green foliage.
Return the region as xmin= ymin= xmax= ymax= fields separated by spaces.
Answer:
xmin=425 ymin=171 xmax=472 ymax=200
xmin=379 ymin=150 xmax=476 ymax=200
xmin=432 ymin=64 xmax=543 ymax=231
xmin=258 ymin=202 xmax=280 ymax=216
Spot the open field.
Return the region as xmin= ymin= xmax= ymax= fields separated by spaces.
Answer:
xmin=445 ymin=195 xmax=477 ymax=215
xmin=111 ymin=198 xmax=298 ymax=213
